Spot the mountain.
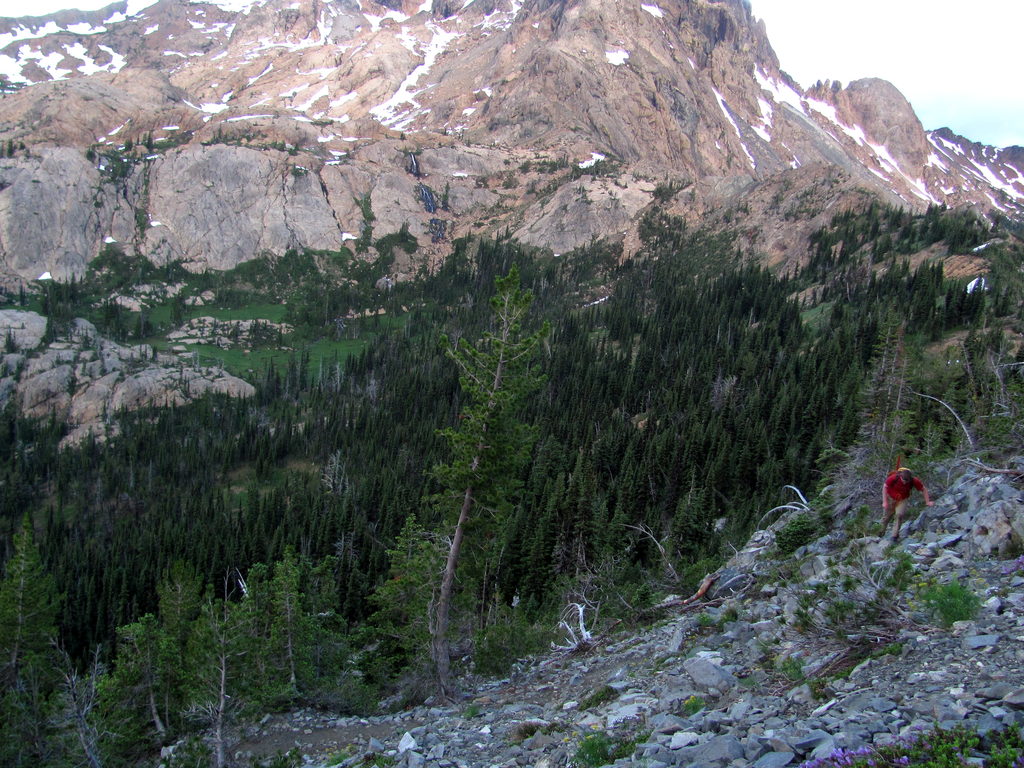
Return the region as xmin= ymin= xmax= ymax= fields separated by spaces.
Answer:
xmin=0 ymin=0 xmax=1021 ymax=284
xmin=4 ymin=3 xmax=1024 ymax=759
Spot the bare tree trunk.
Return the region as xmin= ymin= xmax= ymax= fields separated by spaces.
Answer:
xmin=213 ymin=647 xmax=228 ymax=768
xmin=148 ymin=688 xmax=166 ymax=737
xmin=431 ymin=485 xmax=473 ymax=702
xmin=59 ymin=647 xmax=103 ymax=768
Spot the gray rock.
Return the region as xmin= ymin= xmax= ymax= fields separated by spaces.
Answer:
xmin=979 ymin=683 xmax=1016 ymax=700
xmin=753 ymin=752 xmax=795 ymax=768
xmin=522 ymin=731 xmax=556 ymax=750
xmin=0 ymin=311 xmax=47 ymax=351
xmin=963 ymin=634 xmax=1001 ymax=650
xmin=649 ymin=713 xmax=690 ymax=734
xmin=791 ymin=729 xmax=834 ymax=755
xmin=397 ymin=732 xmax=417 ymax=753
xmin=868 ymin=697 xmax=898 ymax=713
xmin=970 ymin=502 xmax=1024 ymax=558
xmin=685 ymin=734 xmax=746 ymax=765
xmin=683 ymin=657 xmax=737 ymax=693
xmin=669 ymin=731 xmax=700 ymax=749
xmin=1003 ymin=688 xmax=1024 ymax=709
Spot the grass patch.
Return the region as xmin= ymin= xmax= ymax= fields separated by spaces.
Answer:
xmin=580 ymin=685 xmax=618 ymax=710
xmin=200 ymin=303 xmax=290 ymax=323
xmin=175 ymin=335 xmax=367 ymax=379
xmin=572 ymin=730 xmax=648 ymax=768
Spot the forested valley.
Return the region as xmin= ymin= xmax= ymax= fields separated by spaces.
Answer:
xmin=2 ymin=202 xmax=1023 ymax=766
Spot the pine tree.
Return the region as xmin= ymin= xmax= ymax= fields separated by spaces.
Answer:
xmin=185 ymin=579 xmax=251 ymax=768
xmin=101 ymin=613 xmax=167 ymax=754
xmin=0 ymin=515 xmax=62 ymax=767
xmin=360 ymin=514 xmax=438 ymax=691
xmin=0 ymin=515 xmax=60 ymax=684
xmin=269 ymin=548 xmax=310 ymax=696
xmin=430 ymin=267 xmax=548 ymax=701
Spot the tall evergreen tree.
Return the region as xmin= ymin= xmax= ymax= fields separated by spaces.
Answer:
xmin=185 ymin=580 xmax=250 ymax=768
xmin=0 ymin=515 xmax=62 ymax=767
xmin=430 ymin=267 xmax=548 ymax=701
xmin=0 ymin=516 xmax=60 ymax=682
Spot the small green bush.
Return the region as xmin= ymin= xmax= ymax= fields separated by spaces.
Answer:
xmin=777 ymin=656 xmax=805 ymax=682
xmin=573 ymin=733 xmax=614 ymax=768
xmin=572 ymin=731 xmax=645 ymax=768
xmin=776 ymin=513 xmax=819 ymax=554
xmin=918 ymin=581 xmax=981 ymax=628
xmin=681 ymin=694 xmax=705 ymax=716
xmin=473 ymin=612 xmax=550 ymax=676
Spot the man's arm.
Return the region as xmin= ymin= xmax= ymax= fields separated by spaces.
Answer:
xmin=913 ymin=476 xmax=933 ymax=506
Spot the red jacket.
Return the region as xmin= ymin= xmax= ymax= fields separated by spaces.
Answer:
xmin=885 ymin=471 xmax=924 ymax=502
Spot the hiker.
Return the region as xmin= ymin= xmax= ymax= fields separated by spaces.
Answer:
xmin=881 ymin=467 xmax=933 ymax=541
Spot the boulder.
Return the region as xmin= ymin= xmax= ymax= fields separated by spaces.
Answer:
xmin=0 ymin=310 xmax=48 ymax=350
xmin=683 ymin=656 xmax=737 ymax=693
xmin=969 ymin=501 xmax=1024 ymax=557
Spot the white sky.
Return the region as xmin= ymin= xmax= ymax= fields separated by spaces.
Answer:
xmin=749 ymin=0 xmax=1024 ymax=148
xmin=0 ymin=0 xmax=1021 ymax=148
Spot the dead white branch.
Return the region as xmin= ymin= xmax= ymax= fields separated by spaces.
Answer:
xmin=757 ymin=485 xmax=811 ymax=529
xmin=912 ymin=389 xmax=975 ymax=451
xmin=551 ymin=602 xmax=596 ymax=653
xmin=624 ymin=523 xmax=678 ymax=581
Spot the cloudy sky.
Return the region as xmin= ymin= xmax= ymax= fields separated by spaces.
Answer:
xmin=748 ymin=0 xmax=1023 ymax=148
xmin=1 ymin=0 xmax=1021 ymax=148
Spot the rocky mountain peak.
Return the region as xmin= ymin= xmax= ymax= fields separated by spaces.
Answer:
xmin=0 ymin=0 xmax=1021 ymax=283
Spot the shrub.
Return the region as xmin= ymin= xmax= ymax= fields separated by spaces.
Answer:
xmin=573 ymin=733 xmax=615 ymax=768
xmin=776 ymin=513 xmax=819 ymax=554
xmin=681 ymin=695 xmax=705 ymax=716
xmin=778 ymin=656 xmax=805 ymax=682
xmin=572 ymin=731 xmax=646 ymax=768
xmin=918 ymin=582 xmax=980 ymax=628
xmin=473 ymin=610 xmax=550 ymax=676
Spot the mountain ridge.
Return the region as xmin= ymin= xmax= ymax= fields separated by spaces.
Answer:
xmin=0 ymin=0 xmax=1021 ymax=285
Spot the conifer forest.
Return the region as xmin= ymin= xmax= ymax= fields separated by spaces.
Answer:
xmin=2 ymin=202 xmax=1023 ymax=765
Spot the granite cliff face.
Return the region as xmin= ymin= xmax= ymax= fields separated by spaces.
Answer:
xmin=0 ymin=0 xmax=1021 ymax=284
xmin=0 ymin=309 xmax=255 ymax=445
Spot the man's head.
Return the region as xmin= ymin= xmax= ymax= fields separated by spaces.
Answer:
xmin=899 ymin=468 xmax=913 ymax=482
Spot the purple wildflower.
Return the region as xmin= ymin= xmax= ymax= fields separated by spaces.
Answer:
xmin=1002 ymin=555 xmax=1024 ymax=575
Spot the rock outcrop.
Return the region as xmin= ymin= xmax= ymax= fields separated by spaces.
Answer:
xmin=0 ymin=310 xmax=254 ymax=445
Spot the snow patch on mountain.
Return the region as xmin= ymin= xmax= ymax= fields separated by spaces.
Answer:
xmin=754 ymin=67 xmax=805 ymax=115
xmin=712 ymin=87 xmax=756 ymax=169
xmin=62 ymin=42 xmax=126 ymax=75
xmin=605 ymin=49 xmax=628 ymax=65
xmin=370 ymin=20 xmax=460 ymax=130
xmin=193 ymin=0 xmax=262 ymax=13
